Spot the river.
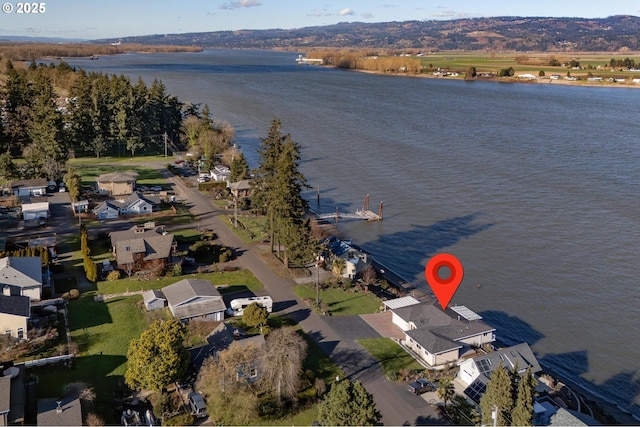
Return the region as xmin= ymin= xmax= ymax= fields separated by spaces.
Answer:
xmin=61 ymin=49 xmax=640 ymax=417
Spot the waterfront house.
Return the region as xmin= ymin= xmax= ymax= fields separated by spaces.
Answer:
xmin=0 ymin=256 xmax=43 ymax=301
xmin=323 ymin=236 xmax=372 ymax=280
xmin=392 ymin=302 xmax=495 ymax=367
xmin=95 ymin=171 xmax=137 ymax=196
xmin=162 ymin=278 xmax=226 ymax=322
xmin=457 ymin=342 xmax=541 ymax=402
xmin=109 ymin=224 xmax=175 ymax=274
xmin=210 ymin=165 xmax=231 ymax=182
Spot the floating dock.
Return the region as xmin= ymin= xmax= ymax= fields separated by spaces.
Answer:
xmin=315 ymin=194 xmax=383 ymax=223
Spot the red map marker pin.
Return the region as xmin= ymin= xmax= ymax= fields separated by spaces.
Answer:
xmin=425 ymin=253 xmax=464 ymax=310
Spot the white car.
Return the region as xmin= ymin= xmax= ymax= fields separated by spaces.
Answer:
xmin=59 ymin=186 xmax=66 ymax=192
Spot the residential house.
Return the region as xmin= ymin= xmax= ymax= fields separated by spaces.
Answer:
xmin=95 ymin=171 xmax=137 ymax=196
xmin=37 ymin=396 xmax=83 ymax=426
xmin=0 ymin=364 xmax=26 ymax=425
xmin=93 ymin=200 xmax=121 ymax=220
xmin=458 ymin=342 xmax=542 ymax=403
xmin=162 ymin=278 xmax=226 ymax=322
xmin=142 ymin=289 xmax=166 ymax=311
xmin=0 ymin=294 xmax=30 ymax=339
xmin=324 ymin=236 xmax=372 ymax=280
xmin=109 ymin=225 xmax=175 ymax=274
xmin=118 ymin=192 xmax=161 ymax=215
xmin=11 ymin=179 xmax=47 ymax=198
xmin=0 ymin=256 xmax=43 ymax=301
xmin=71 ymin=200 xmax=89 ymax=214
xmin=21 ymin=201 xmax=49 ymax=221
xmin=392 ymin=302 xmax=495 ymax=367
xmin=228 ymin=179 xmax=252 ymax=198
xmin=190 ymin=323 xmax=265 ymax=374
xmin=210 ymin=165 xmax=231 ymax=182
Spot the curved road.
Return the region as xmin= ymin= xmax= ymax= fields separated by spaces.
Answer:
xmin=156 ymin=162 xmax=447 ymax=425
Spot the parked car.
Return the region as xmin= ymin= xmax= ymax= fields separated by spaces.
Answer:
xmin=408 ymin=378 xmax=435 ymax=395
xmin=183 ymin=257 xmax=196 ymax=265
xmin=188 ymin=392 xmax=207 ymax=419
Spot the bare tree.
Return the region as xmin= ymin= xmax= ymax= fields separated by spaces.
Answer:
xmin=196 ymin=342 xmax=260 ymax=425
xmin=260 ymin=327 xmax=307 ymax=404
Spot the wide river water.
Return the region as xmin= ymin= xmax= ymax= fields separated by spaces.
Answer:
xmin=62 ymin=50 xmax=640 ymax=416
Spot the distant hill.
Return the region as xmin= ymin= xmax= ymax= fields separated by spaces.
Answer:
xmin=93 ymin=15 xmax=640 ymax=52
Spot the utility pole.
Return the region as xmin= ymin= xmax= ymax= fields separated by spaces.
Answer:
xmin=163 ymin=132 xmax=168 ymax=157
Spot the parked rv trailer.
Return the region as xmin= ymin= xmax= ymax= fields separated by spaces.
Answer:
xmin=227 ymin=296 xmax=273 ymax=317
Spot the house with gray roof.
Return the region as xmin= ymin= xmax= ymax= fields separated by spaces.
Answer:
xmin=118 ymin=192 xmax=161 ymax=216
xmin=93 ymin=200 xmax=121 ymax=220
xmin=11 ymin=178 xmax=47 ymax=198
xmin=37 ymin=396 xmax=83 ymax=426
xmin=0 ymin=256 xmax=42 ymax=301
xmin=0 ymin=294 xmax=31 ymax=339
xmin=110 ymin=224 xmax=175 ymax=274
xmin=162 ymin=279 xmax=226 ymax=322
xmin=142 ymin=289 xmax=166 ymax=311
xmin=0 ymin=364 xmax=26 ymax=425
xmin=392 ymin=301 xmax=495 ymax=367
xmin=458 ymin=342 xmax=542 ymax=403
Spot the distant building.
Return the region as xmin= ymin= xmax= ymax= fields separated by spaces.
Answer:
xmin=11 ymin=179 xmax=47 ymax=198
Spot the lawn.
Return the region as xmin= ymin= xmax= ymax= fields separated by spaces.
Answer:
xmin=97 ymin=270 xmax=263 ymax=295
xmin=220 ymin=213 xmax=269 ymax=243
xmin=293 ymin=284 xmax=382 ymax=316
xmin=357 ymin=337 xmax=424 ymax=380
xmin=30 ymin=292 xmax=157 ymax=424
xmin=66 ymin=157 xmax=169 ymax=187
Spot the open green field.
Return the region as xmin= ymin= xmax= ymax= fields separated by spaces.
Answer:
xmin=97 ymin=270 xmax=264 ymax=295
xmin=417 ymin=51 xmax=640 ymax=82
xmin=293 ymin=284 xmax=382 ymax=316
xmin=220 ymin=213 xmax=270 ymax=243
xmin=357 ymin=337 xmax=424 ymax=380
xmin=66 ymin=157 xmax=169 ymax=187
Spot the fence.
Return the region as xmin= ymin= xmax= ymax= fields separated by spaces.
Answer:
xmin=19 ymin=353 xmax=74 ymax=368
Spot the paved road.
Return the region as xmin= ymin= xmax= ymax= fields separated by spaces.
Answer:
xmin=153 ymin=163 xmax=449 ymax=425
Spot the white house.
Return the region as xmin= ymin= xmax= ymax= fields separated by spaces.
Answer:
xmin=162 ymin=279 xmax=226 ymax=322
xmin=0 ymin=256 xmax=43 ymax=301
xmin=210 ymin=165 xmax=231 ymax=182
xmin=392 ymin=302 xmax=495 ymax=367
xmin=142 ymin=289 xmax=166 ymax=311
xmin=21 ymin=202 xmax=49 ymax=221
xmin=118 ymin=192 xmax=160 ymax=215
xmin=0 ymin=294 xmax=30 ymax=339
xmin=93 ymin=201 xmax=121 ymax=220
xmin=458 ymin=342 xmax=542 ymax=403
xmin=11 ymin=179 xmax=47 ymax=198
xmin=324 ymin=237 xmax=372 ymax=280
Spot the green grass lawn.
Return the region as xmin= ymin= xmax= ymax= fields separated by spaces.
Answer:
xmin=357 ymin=337 xmax=424 ymax=380
xmin=30 ymin=292 xmax=154 ymax=424
xmin=221 ymin=214 xmax=269 ymax=243
xmin=97 ymin=270 xmax=263 ymax=295
xmin=293 ymin=284 xmax=382 ymax=316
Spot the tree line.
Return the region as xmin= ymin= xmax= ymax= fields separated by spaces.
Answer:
xmin=0 ymin=60 xmax=190 ymax=180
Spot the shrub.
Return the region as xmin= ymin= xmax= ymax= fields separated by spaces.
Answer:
xmin=164 ymin=413 xmax=194 ymax=426
xmin=188 ymin=240 xmax=210 ymax=254
xmin=85 ymin=413 xmax=105 ymax=426
xmin=107 ymin=270 xmax=121 ymax=281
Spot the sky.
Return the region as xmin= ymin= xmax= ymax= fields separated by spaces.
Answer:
xmin=1 ymin=0 xmax=639 ymax=40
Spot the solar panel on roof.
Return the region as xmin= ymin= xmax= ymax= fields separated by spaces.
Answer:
xmin=464 ymin=378 xmax=487 ymax=403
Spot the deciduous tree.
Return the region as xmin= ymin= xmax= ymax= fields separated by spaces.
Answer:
xmin=125 ymin=319 xmax=189 ymax=392
xmin=195 ymin=341 xmax=260 ymax=425
xmin=260 ymin=327 xmax=307 ymax=404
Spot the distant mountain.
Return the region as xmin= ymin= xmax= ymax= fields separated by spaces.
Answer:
xmin=0 ymin=35 xmax=88 ymax=43
xmin=92 ymin=15 xmax=640 ymax=52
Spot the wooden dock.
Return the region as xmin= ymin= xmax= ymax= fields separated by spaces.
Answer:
xmin=315 ymin=194 xmax=383 ymax=222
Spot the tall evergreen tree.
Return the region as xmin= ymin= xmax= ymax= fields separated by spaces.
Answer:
xmin=317 ymin=379 xmax=381 ymax=426
xmin=480 ymin=364 xmax=514 ymax=426
xmin=229 ymin=152 xmax=250 ymax=182
xmin=511 ymin=367 xmax=537 ymax=426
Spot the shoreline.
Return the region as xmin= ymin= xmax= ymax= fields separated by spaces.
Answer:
xmin=342 ymin=66 xmax=640 ymax=89
xmin=310 ymin=216 xmax=639 ymax=425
